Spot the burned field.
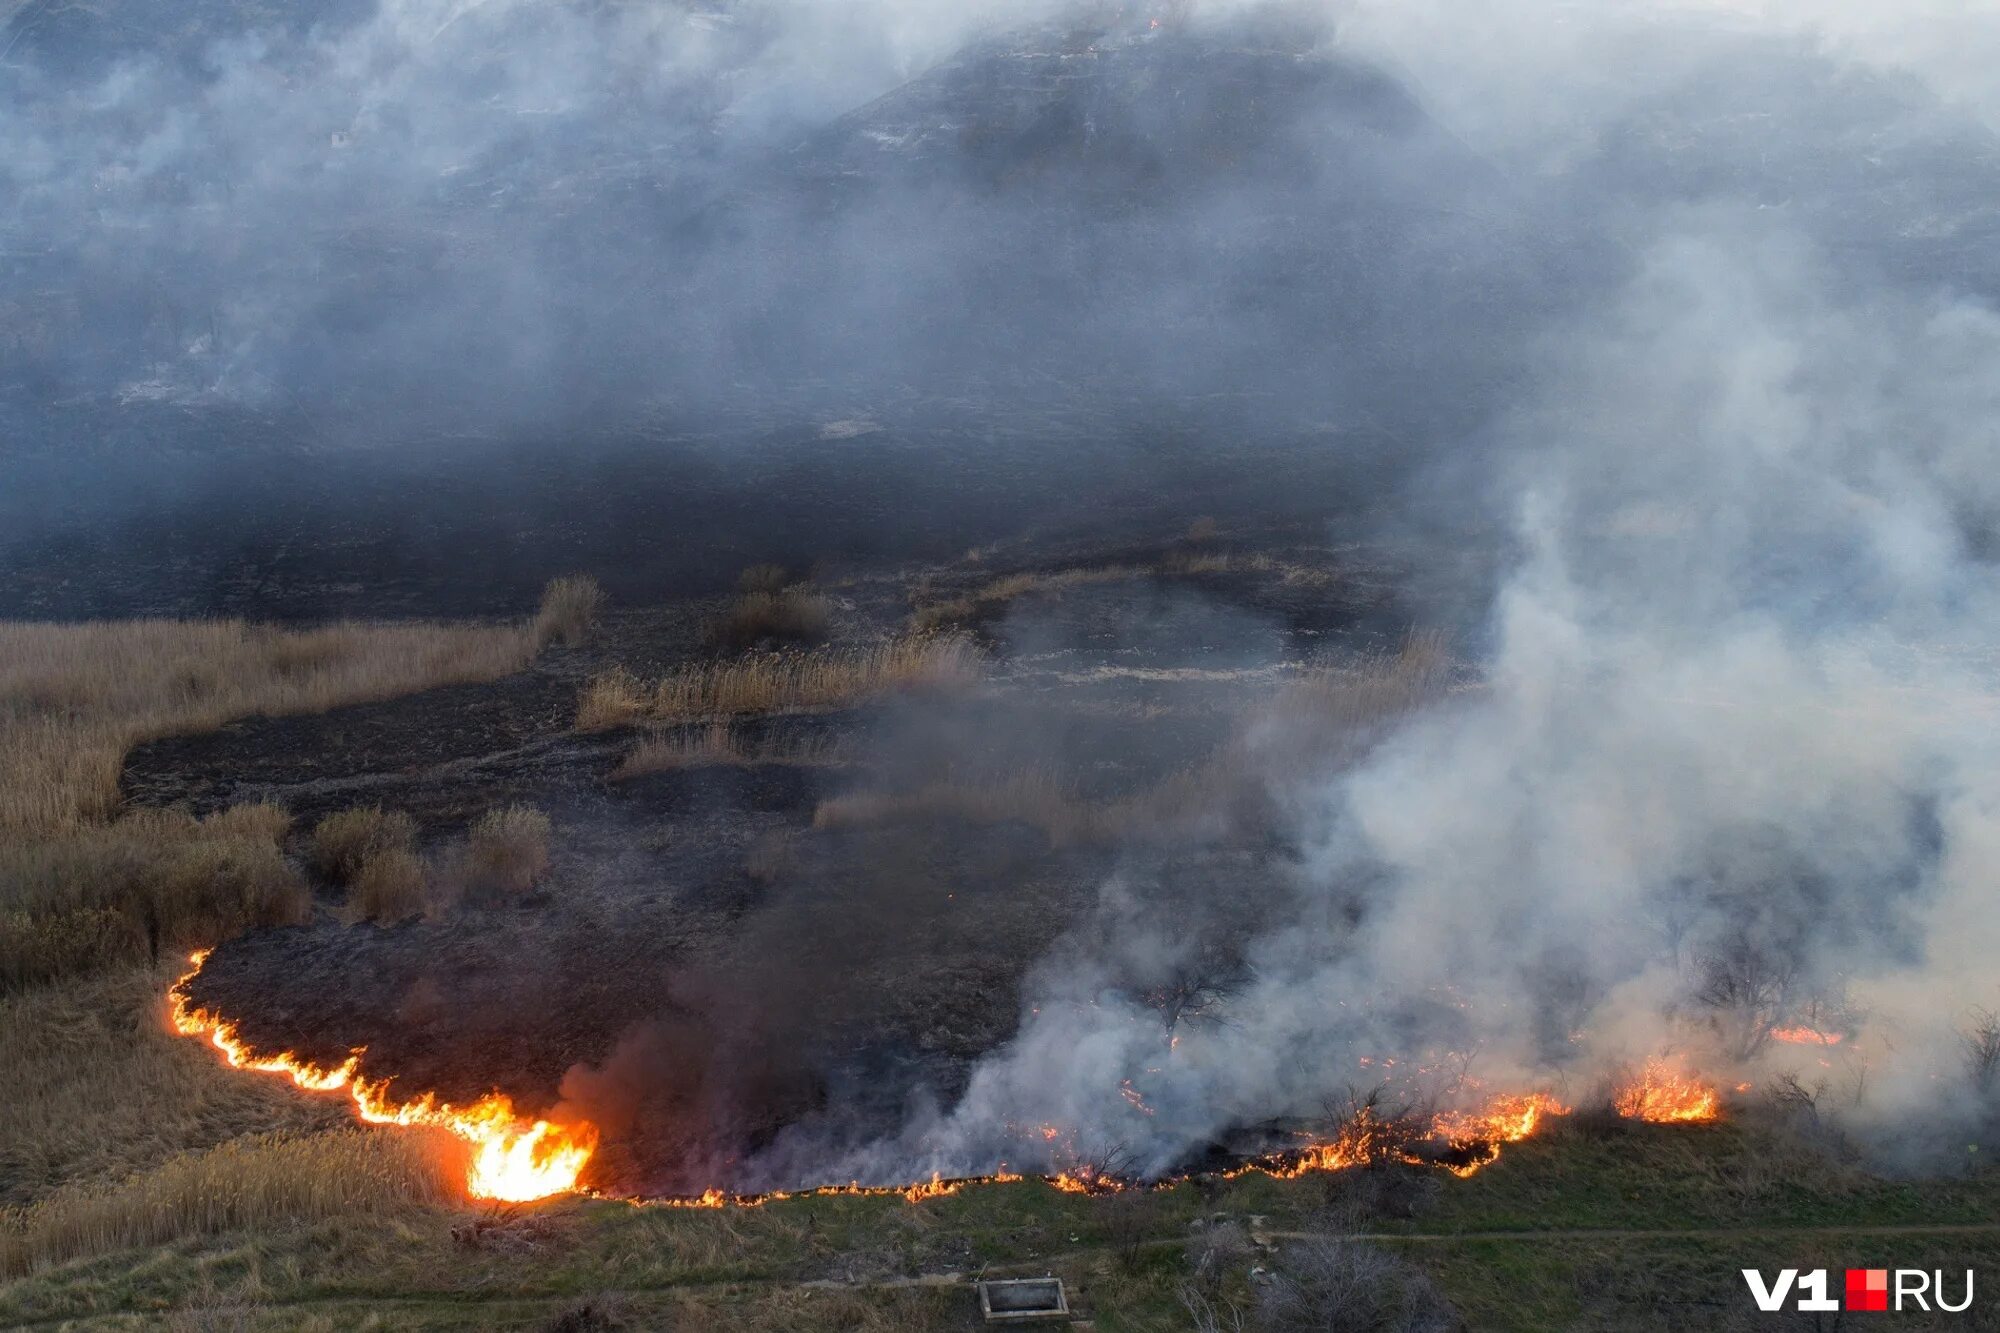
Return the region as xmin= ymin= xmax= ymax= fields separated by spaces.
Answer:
xmin=10 ymin=1 xmax=2000 ymax=1327
xmin=150 ymin=529 xmax=1417 ymax=1203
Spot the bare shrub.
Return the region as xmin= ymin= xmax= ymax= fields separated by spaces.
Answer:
xmin=1186 ymin=515 xmax=1221 ymax=543
xmin=581 ymin=634 xmax=979 ymax=726
xmin=535 ymin=575 xmax=605 ymax=647
xmin=1103 ymin=1188 xmax=1166 ymax=1272
xmin=709 ymin=588 xmax=833 ymax=649
xmin=1138 ymin=945 xmax=1250 ymax=1034
xmin=1186 ymin=1219 xmax=1255 ymax=1288
xmin=462 ymin=806 xmax=552 ymax=899
xmin=344 ymin=850 xmax=429 ymax=926
xmin=1964 ymin=1008 xmax=2000 ymax=1095
xmin=1181 ymin=1283 xmax=1250 ymax=1333
xmin=1258 ymin=1239 xmax=1459 ymax=1333
xmin=0 ymin=1129 xmax=458 ymax=1277
xmin=310 ymin=805 xmax=418 ymax=883
xmin=1691 ymin=938 xmax=1796 ymax=1061
xmin=736 ymin=563 xmax=791 ymax=594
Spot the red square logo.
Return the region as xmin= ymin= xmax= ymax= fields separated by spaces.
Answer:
xmin=1846 ymin=1268 xmax=1888 ymax=1312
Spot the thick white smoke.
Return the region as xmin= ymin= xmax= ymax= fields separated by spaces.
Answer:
xmin=748 ymin=213 xmax=2000 ymax=1187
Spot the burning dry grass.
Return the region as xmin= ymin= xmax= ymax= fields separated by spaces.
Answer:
xmin=578 ymin=634 xmax=980 ymax=728
xmin=0 ymin=1128 xmax=459 ymax=1278
xmin=611 ymin=722 xmax=844 ymax=780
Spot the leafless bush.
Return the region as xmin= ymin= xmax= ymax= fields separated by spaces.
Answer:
xmin=1964 ymin=1009 xmax=2000 ymax=1096
xmin=1186 ymin=1219 xmax=1255 ymax=1288
xmin=460 ymin=805 xmax=551 ymax=899
xmin=309 ymin=806 xmax=417 ymax=883
xmin=1104 ymin=1188 xmax=1166 ymax=1271
xmin=1054 ymin=1142 xmax=1134 ymax=1194
xmin=1692 ymin=939 xmax=1797 ymax=1060
xmin=343 ymin=850 xmax=428 ymax=926
xmin=1181 ymin=1282 xmax=1249 ymax=1333
xmin=1186 ymin=515 xmax=1222 ymax=543
xmin=1138 ymin=945 xmax=1250 ymax=1034
xmin=1258 ymin=1239 xmax=1459 ymax=1333
xmin=534 ymin=575 xmax=605 ymax=647
xmin=709 ymin=588 xmax=832 ymax=649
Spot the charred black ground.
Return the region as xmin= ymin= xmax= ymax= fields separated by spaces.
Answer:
xmin=156 ymin=521 xmax=1411 ymax=1197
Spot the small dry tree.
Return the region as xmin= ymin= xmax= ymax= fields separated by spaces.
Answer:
xmin=1139 ymin=945 xmax=1250 ymax=1035
xmin=1964 ymin=1008 xmax=2000 ymax=1096
xmin=535 ymin=575 xmax=605 ymax=648
xmin=1691 ymin=938 xmax=1797 ymax=1061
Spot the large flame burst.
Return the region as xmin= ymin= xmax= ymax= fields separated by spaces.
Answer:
xmin=170 ymin=953 xmax=1725 ymax=1207
xmin=169 ymin=952 xmax=598 ymax=1202
xmin=1612 ymin=1059 xmax=1722 ymax=1123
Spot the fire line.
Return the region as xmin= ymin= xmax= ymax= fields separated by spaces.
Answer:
xmin=168 ymin=952 xmax=1722 ymax=1207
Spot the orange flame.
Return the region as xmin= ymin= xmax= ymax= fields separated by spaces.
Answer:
xmin=1612 ymin=1060 xmax=1721 ymax=1123
xmin=169 ymin=952 xmax=596 ymax=1202
xmin=170 ymin=953 xmax=1733 ymax=1209
xmin=1770 ymin=1025 xmax=1845 ymax=1046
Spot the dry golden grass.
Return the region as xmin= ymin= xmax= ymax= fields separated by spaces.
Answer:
xmin=0 ymin=601 xmax=555 ymax=987
xmin=578 ymin=634 xmax=980 ymax=728
xmin=610 ymin=722 xmax=844 ymax=780
xmin=309 ymin=806 xmax=417 ymax=883
xmin=0 ymin=617 xmax=538 ymax=837
xmin=0 ymin=807 xmax=307 ymax=990
xmin=533 ymin=574 xmax=605 ymax=648
xmin=0 ymin=1127 xmax=459 ymax=1277
xmin=0 ymin=962 xmax=351 ymax=1210
xmin=1283 ymin=629 xmax=1452 ymax=732
xmin=460 ymin=805 xmax=551 ymax=899
xmin=342 ymin=850 xmax=429 ymax=926
xmin=709 ymin=588 xmax=834 ymax=649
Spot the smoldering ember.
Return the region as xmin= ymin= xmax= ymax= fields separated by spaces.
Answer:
xmin=4 ymin=3 xmax=2000 ymax=1330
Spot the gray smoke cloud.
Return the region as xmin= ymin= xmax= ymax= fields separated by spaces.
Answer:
xmin=729 ymin=7 xmax=2000 ymax=1188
